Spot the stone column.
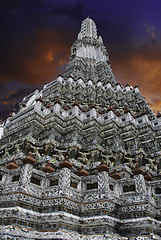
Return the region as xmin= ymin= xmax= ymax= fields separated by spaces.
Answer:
xmin=0 ymin=120 xmax=4 ymax=139
xmin=19 ymin=153 xmax=35 ymax=188
xmin=4 ymin=172 xmax=12 ymax=184
xmin=34 ymin=97 xmax=43 ymax=112
xmin=43 ymin=104 xmax=51 ymax=115
xmin=41 ymin=177 xmax=49 ymax=190
xmin=19 ymin=164 xmax=33 ymax=188
xmin=53 ymin=102 xmax=61 ymax=113
xmin=90 ymin=106 xmax=97 ymax=118
xmin=58 ymin=168 xmax=71 ymax=195
xmin=134 ymin=174 xmax=147 ymax=195
xmin=72 ymin=105 xmax=79 ymax=116
xmin=98 ymin=171 xmax=109 ymax=193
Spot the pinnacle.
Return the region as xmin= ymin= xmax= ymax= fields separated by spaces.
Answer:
xmin=63 ymin=17 xmax=116 ymax=84
xmin=78 ymin=17 xmax=98 ymax=40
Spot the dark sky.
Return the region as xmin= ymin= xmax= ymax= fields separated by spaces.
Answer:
xmin=0 ymin=0 xmax=161 ymax=119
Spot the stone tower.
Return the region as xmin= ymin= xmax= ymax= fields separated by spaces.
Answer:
xmin=63 ymin=17 xmax=116 ymax=84
xmin=0 ymin=17 xmax=161 ymax=240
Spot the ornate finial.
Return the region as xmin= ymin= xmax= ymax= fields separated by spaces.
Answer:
xmin=79 ymin=17 xmax=98 ymax=40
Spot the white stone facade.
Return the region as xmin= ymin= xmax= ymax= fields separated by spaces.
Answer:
xmin=0 ymin=17 xmax=161 ymax=239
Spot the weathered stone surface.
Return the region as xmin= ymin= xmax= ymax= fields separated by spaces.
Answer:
xmin=0 ymin=17 xmax=161 ymax=239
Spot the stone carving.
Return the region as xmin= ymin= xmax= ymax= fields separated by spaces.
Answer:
xmin=0 ymin=17 xmax=161 ymax=239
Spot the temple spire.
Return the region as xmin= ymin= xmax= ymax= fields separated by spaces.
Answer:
xmin=63 ymin=17 xmax=117 ymax=85
xmin=78 ymin=17 xmax=98 ymax=40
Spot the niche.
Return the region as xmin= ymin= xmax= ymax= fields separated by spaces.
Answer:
xmin=12 ymin=175 xmax=20 ymax=182
xmin=31 ymin=176 xmax=41 ymax=185
xmin=70 ymin=181 xmax=77 ymax=189
xmin=50 ymin=179 xmax=58 ymax=186
xmin=123 ymin=185 xmax=135 ymax=193
xmin=87 ymin=182 xmax=98 ymax=190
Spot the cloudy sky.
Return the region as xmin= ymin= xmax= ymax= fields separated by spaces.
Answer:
xmin=0 ymin=0 xmax=161 ymax=119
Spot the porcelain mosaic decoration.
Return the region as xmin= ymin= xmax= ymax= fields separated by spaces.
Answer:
xmin=0 ymin=18 xmax=161 ymax=240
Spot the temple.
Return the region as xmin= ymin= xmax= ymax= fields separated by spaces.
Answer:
xmin=0 ymin=17 xmax=161 ymax=240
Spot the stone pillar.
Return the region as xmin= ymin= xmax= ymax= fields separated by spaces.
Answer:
xmin=41 ymin=177 xmax=48 ymax=188
xmin=19 ymin=164 xmax=33 ymax=187
xmin=53 ymin=102 xmax=61 ymax=113
xmin=0 ymin=121 xmax=4 ymax=139
xmin=58 ymin=168 xmax=71 ymax=194
xmin=77 ymin=179 xmax=86 ymax=191
xmin=43 ymin=105 xmax=51 ymax=115
xmin=34 ymin=98 xmax=43 ymax=112
xmin=134 ymin=174 xmax=147 ymax=195
xmin=72 ymin=105 xmax=79 ymax=116
xmin=1 ymin=173 xmax=8 ymax=184
xmin=5 ymin=116 xmax=11 ymax=125
xmin=98 ymin=171 xmax=109 ymax=193
xmin=4 ymin=172 xmax=12 ymax=184
xmin=90 ymin=107 xmax=97 ymax=118
xmin=19 ymin=152 xmax=35 ymax=188
xmin=107 ymin=109 xmax=115 ymax=119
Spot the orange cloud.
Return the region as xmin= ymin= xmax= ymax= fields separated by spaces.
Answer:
xmin=46 ymin=51 xmax=54 ymax=62
xmin=2 ymin=100 xmax=16 ymax=105
xmin=2 ymin=101 xmax=9 ymax=105
xmin=112 ymin=50 xmax=161 ymax=112
xmin=0 ymin=29 xmax=72 ymax=86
